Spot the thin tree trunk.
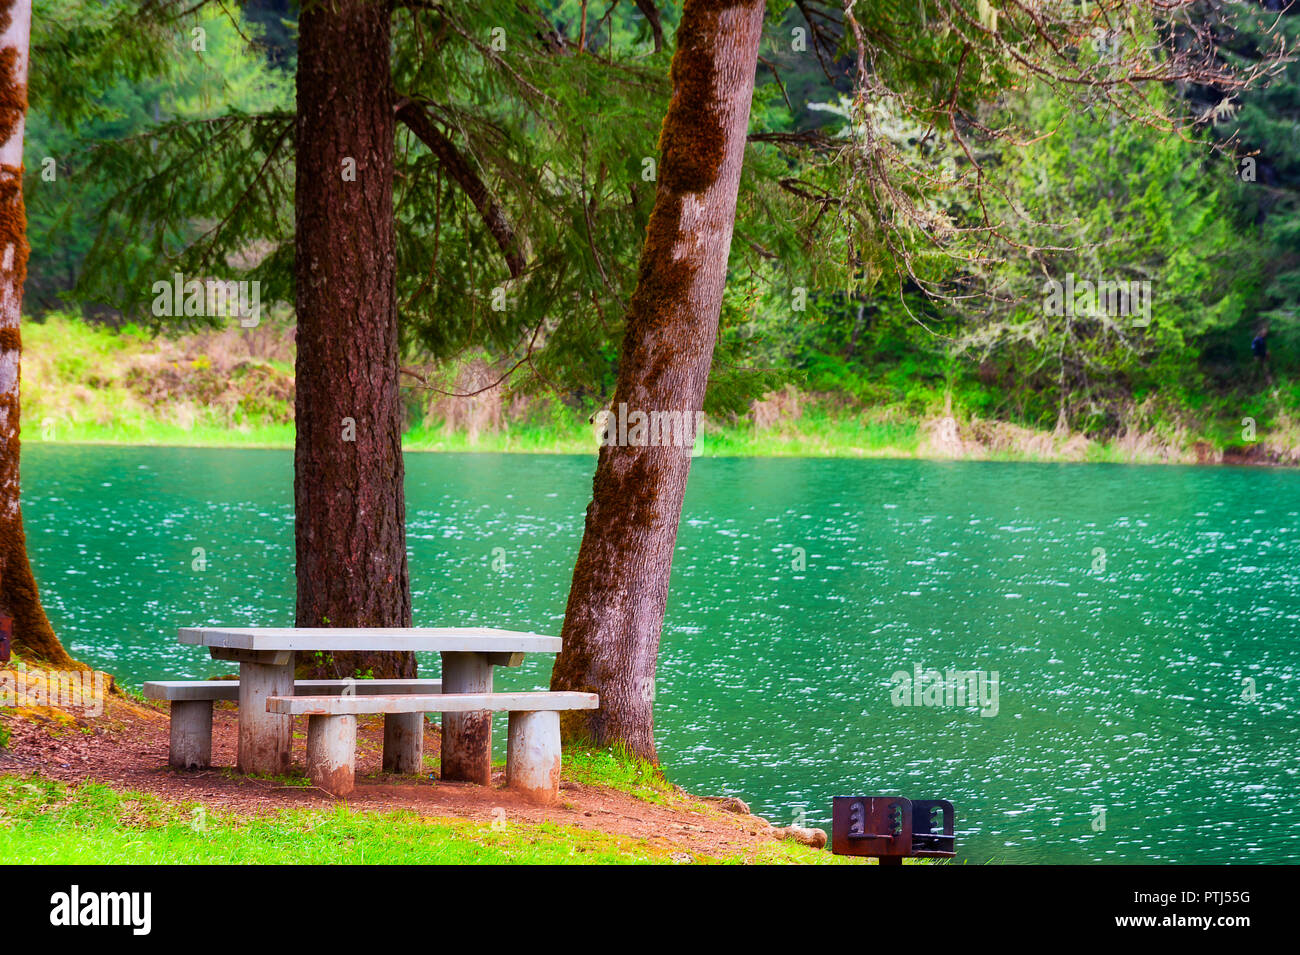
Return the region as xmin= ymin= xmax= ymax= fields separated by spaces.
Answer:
xmin=633 ymin=0 xmax=666 ymax=53
xmin=0 ymin=0 xmax=71 ymax=668
xmin=550 ymin=0 xmax=765 ymax=761
xmin=294 ymin=0 xmax=413 ymax=679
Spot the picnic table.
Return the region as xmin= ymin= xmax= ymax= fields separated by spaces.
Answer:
xmin=178 ymin=627 xmax=561 ymax=782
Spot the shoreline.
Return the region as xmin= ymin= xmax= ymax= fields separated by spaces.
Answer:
xmin=24 ymin=432 xmax=1300 ymax=468
xmin=21 ymin=316 xmax=1299 ymax=469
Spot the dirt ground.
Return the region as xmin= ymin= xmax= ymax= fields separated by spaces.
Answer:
xmin=0 ymin=684 xmax=812 ymax=862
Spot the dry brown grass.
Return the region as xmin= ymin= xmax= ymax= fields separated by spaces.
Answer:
xmin=750 ymin=385 xmax=803 ymax=430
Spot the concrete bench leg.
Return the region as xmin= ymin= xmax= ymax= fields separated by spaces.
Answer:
xmin=237 ymin=660 xmax=294 ymax=775
xmin=382 ymin=712 xmax=424 ymax=774
xmin=507 ymin=710 xmax=561 ymax=804
xmin=306 ymin=714 xmax=357 ymax=796
xmin=441 ymin=652 xmax=493 ymax=785
xmin=169 ymin=700 xmax=213 ymax=770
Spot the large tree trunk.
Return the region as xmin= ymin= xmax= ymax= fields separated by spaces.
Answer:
xmin=294 ymin=0 xmax=413 ymax=679
xmin=550 ymin=0 xmax=765 ymax=761
xmin=0 ymin=0 xmax=71 ymax=668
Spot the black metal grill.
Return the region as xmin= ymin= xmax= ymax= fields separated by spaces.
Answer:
xmin=832 ymin=796 xmax=956 ymax=863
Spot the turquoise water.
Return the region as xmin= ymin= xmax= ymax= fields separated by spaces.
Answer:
xmin=21 ymin=445 xmax=1300 ymax=863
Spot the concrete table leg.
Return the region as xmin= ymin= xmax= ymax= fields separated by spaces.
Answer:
xmin=169 ymin=699 xmax=213 ymax=770
xmin=382 ymin=712 xmax=424 ymax=774
xmin=237 ymin=658 xmax=294 ymax=775
xmin=440 ymin=651 xmax=492 ymax=784
xmin=307 ymin=714 xmax=357 ymax=796
xmin=507 ymin=710 xmax=561 ymax=804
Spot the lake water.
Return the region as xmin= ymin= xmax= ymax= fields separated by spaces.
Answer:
xmin=21 ymin=445 xmax=1300 ymax=863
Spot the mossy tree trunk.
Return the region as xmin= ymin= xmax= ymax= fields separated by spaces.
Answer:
xmin=0 ymin=0 xmax=72 ymax=668
xmin=549 ymin=0 xmax=765 ymax=761
xmin=293 ymin=0 xmax=413 ymax=679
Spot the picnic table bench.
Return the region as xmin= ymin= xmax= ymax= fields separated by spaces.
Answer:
xmin=269 ymin=691 xmax=597 ymax=799
xmin=157 ymin=627 xmax=593 ymax=801
xmin=143 ymin=678 xmax=442 ymax=771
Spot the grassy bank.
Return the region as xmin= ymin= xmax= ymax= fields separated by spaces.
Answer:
xmin=0 ymin=774 xmax=667 ymax=864
xmin=0 ymin=771 xmax=840 ymax=865
xmin=18 ymin=316 xmax=926 ymax=457
xmin=0 ymin=675 xmax=849 ymax=865
xmin=20 ymin=314 xmax=1299 ymax=464
xmin=22 ymin=315 xmax=297 ymax=449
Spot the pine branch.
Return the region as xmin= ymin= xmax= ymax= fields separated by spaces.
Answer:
xmin=395 ymin=97 xmax=527 ymax=279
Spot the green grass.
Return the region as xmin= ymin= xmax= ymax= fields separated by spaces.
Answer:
xmin=29 ymin=418 xmax=297 ymax=448
xmin=561 ymin=745 xmax=683 ymax=806
xmin=401 ymin=420 xmax=593 ymax=455
xmin=0 ymin=774 xmax=701 ymax=865
xmin=28 ymin=417 xmax=931 ymax=458
xmin=0 ymin=771 xmax=853 ymax=865
xmin=704 ymin=408 xmax=923 ymax=458
xmin=4 ymin=315 xmax=972 ymax=459
xmin=28 ymin=312 xmax=1290 ymax=463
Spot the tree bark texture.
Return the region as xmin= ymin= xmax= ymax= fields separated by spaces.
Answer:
xmin=294 ymin=0 xmax=413 ymax=679
xmin=550 ymin=0 xmax=765 ymax=761
xmin=0 ymin=0 xmax=73 ymax=667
